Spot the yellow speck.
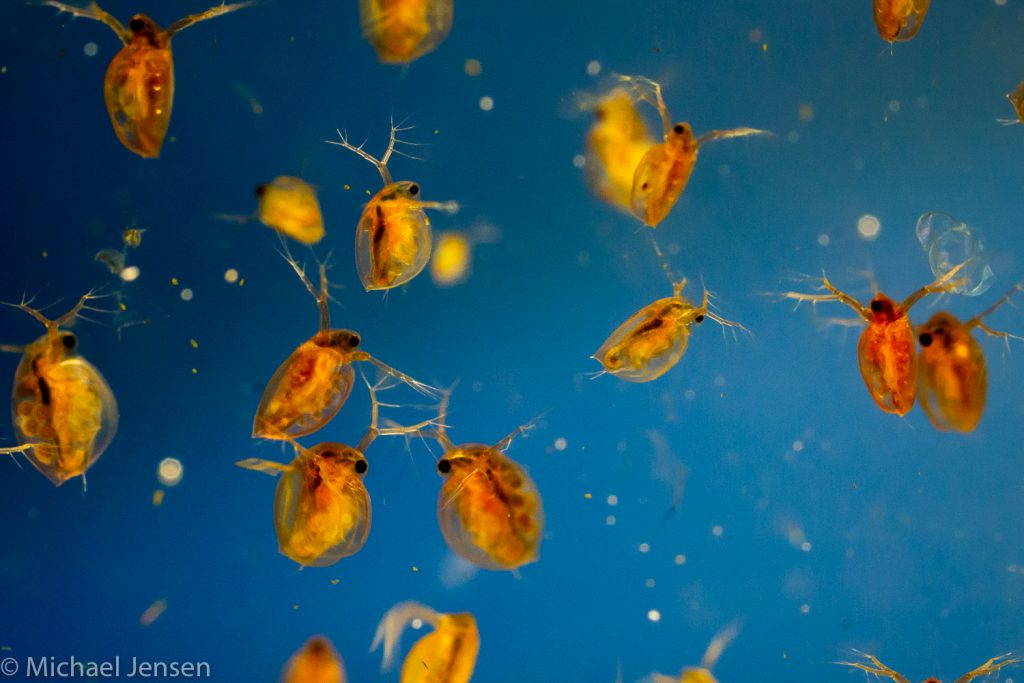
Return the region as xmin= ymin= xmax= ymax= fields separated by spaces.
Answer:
xmin=152 ymin=489 xmax=164 ymax=506
xmin=434 ymin=129 xmax=440 ymax=135
xmin=191 ymin=368 xmax=198 ymax=375
xmin=293 ymin=604 xmax=299 ymax=610
xmin=171 ymin=277 xmax=179 ymax=286
xmin=343 ymin=184 xmax=351 ymax=191
xmin=412 ymin=566 xmax=419 ymax=572
xmin=190 ymin=339 xmax=199 ymax=349
xmin=330 ymin=578 xmax=340 ymax=585
xmin=463 ymin=58 xmax=481 ymax=76
xmin=783 ymin=652 xmax=788 ymax=660
xmin=1 ymin=66 xmax=7 ymax=74
xmin=584 ymin=492 xmax=593 ymax=499
xmin=238 ymin=278 xmax=245 ymax=287
xmin=762 ymin=43 xmax=768 ymax=53
xmin=365 ymin=189 xmax=372 ymax=196
xmin=119 ymin=302 xmax=127 ymax=311
xmin=41 ymin=251 xmax=48 ymax=258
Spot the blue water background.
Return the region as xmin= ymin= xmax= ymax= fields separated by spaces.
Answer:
xmin=2 ymin=1 xmax=1024 ymax=680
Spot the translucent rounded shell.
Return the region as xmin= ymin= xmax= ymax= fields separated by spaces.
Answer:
xmin=273 ymin=443 xmax=371 ymax=567
xmin=595 ymin=296 xmax=698 ymax=382
xmin=874 ymin=0 xmax=930 ymax=42
xmin=917 ymin=312 xmax=987 ymax=432
xmin=11 ymin=336 xmax=118 ymax=486
xmin=857 ymin=312 xmax=918 ymax=415
xmin=253 ymin=336 xmax=356 ymax=439
xmin=402 ymin=613 xmax=479 ymax=683
xmin=437 ymin=445 xmax=543 ymax=570
xmin=1008 ymin=81 xmax=1024 ymax=124
xmin=356 ymin=181 xmax=433 ymax=291
xmin=359 ymin=0 xmax=454 ymax=64
xmin=680 ymin=668 xmax=719 ymax=683
xmin=282 ymin=636 xmax=347 ymax=683
xmin=585 ymin=89 xmax=655 ymax=211
xmin=630 ymin=124 xmax=697 ymax=227
xmin=104 ymin=40 xmax=174 ymax=158
xmin=915 ymin=212 xmax=993 ymax=297
xmin=256 ymin=176 xmax=325 ymax=245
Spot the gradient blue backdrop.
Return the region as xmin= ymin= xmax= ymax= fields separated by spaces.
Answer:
xmin=1 ymin=1 xmax=1023 ymax=681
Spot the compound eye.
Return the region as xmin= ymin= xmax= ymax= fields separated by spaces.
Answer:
xmin=128 ymin=16 xmax=145 ymax=32
xmin=437 ymin=459 xmax=451 ymax=474
xmin=354 ymin=459 xmax=368 ymax=474
xmin=61 ymin=333 xmax=77 ymax=349
xmin=673 ymin=123 xmax=685 ymax=134
xmin=408 ymin=183 xmax=420 ymax=197
xmin=870 ymin=300 xmax=883 ymax=313
xmin=918 ymin=332 xmax=933 ymax=347
xmin=694 ymin=314 xmax=705 ymax=324
xmin=348 ymin=334 xmax=360 ymax=348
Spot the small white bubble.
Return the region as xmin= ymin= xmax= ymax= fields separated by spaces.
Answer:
xmin=857 ymin=214 xmax=881 ymax=240
xmin=712 ymin=525 xmax=724 ymax=537
xmin=787 ymin=130 xmax=800 ymax=143
xmin=684 ymin=389 xmax=696 ymax=401
xmin=800 ymin=603 xmax=811 ymax=614
xmin=995 ymin=0 xmax=1007 ymax=5
xmin=411 ymin=618 xmax=423 ymax=629
xmin=586 ymin=60 xmax=601 ymax=76
xmin=887 ymin=99 xmax=901 ymax=113
xmin=479 ymin=96 xmax=494 ymax=111
xmin=674 ymin=554 xmax=686 ymax=565
xmin=645 ymin=578 xmax=656 ymax=588
xmin=616 ymin=440 xmax=627 ymax=453
xmin=792 ymin=440 xmax=804 ymax=452
xmin=817 ymin=233 xmax=831 ymax=247
xmin=647 ymin=609 xmax=661 ymax=623
xmin=120 ymin=265 xmax=140 ymax=282
xmin=605 ymin=514 xmax=617 ymax=526
xmin=83 ymin=42 xmax=98 ymax=57
xmin=607 ymin=494 xmax=619 ymax=506
xmin=714 ymin=375 xmax=726 ymax=387
xmin=554 ymin=437 xmax=567 ymax=451
xmin=915 ymin=95 xmax=929 ymax=109
xmin=180 ymin=288 xmax=194 ymax=301
xmin=572 ymin=154 xmax=586 ymax=168
xmin=638 ymin=542 xmax=650 ymax=553
xmin=224 ymin=268 xmax=239 ymax=283
xmin=667 ymin=242 xmax=681 ymax=256
xmin=800 ymin=541 xmax=812 ymax=552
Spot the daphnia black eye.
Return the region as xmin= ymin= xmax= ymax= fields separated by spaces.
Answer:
xmin=870 ymin=300 xmax=883 ymax=312
xmin=437 ymin=459 xmax=451 ymax=474
xmin=409 ymin=183 xmax=420 ymax=197
xmin=673 ymin=123 xmax=685 ymax=134
xmin=348 ymin=334 xmax=360 ymax=348
xmin=694 ymin=314 xmax=705 ymax=324
xmin=354 ymin=459 xmax=368 ymax=474
xmin=61 ymin=334 xmax=77 ymax=349
xmin=129 ymin=16 xmax=145 ymax=32
xmin=919 ymin=332 xmax=933 ymax=347
xmin=255 ymin=184 xmax=267 ymax=197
